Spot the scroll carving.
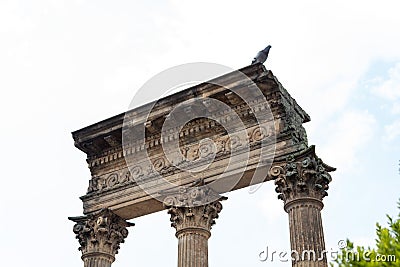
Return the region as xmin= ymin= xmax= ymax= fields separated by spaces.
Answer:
xmin=86 ymin=124 xmax=272 ymax=194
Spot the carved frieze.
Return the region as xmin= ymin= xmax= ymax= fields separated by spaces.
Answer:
xmin=86 ymin=124 xmax=275 ymax=194
xmin=87 ymin=169 xmax=136 ymax=194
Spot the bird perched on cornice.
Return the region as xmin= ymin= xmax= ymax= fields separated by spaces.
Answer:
xmin=251 ymin=45 xmax=271 ymax=64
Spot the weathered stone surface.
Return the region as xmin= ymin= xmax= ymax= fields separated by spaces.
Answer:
xmin=72 ymin=63 xmax=310 ymax=219
xmin=69 ymin=209 xmax=134 ymax=267
xmin=69 ymin=62 xmax=335 ymax=267
xmin=163 ymin=185 xmax=226 ymax=267
xmin=272 ymin=145 xmax=335 ymax=205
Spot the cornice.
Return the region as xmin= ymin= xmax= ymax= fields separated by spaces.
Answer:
xmin=72 ymin=64 xmax=309 ymax=159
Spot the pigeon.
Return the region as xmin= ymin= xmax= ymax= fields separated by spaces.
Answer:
xmin=251 ymin=45 xmax=271 ymax=64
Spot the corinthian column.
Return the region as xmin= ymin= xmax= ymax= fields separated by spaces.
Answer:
xmin=163 ymin=185 xmax=227 ymax=267
xmin=271 ymin=146 xmax=335 ymax=267
xmin=69 ymin=209 xmax=134 ymax=267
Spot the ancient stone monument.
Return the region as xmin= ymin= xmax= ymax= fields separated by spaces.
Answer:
xmin=69 ymin=62 xmax=335 ymax=267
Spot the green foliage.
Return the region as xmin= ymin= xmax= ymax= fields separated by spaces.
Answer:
xmin=331 ymin=200 xmax=400 ymax=267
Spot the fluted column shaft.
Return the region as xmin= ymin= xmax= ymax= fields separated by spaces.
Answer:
xmin=272 ymin=147 xmax=335 ymax=267
xmin=176 ymin=221 xmax=211 ymax=267
xmin=82 ymin=253 xmax=114 ymax=267
xmin=285 ymin=198 xmax=327 ymax=267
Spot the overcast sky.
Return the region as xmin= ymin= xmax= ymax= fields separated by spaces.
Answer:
xmin=1 ymin=1 xmax=399 ymax=266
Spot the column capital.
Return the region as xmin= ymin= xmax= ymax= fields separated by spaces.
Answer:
xmin=163 ymin=184 xmax=227 ymax=236
xmin=69 ymin=209 xmax=134 ymax=261
xmin=270 ymin=146 xmax=335 ymax=210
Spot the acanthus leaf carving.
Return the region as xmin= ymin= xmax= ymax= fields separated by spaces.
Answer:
xmin=69 ymin=209 xmax=134 ymax=259
xmin=162 ymin=184 xmax=227 ymax=234
xmin=271 ymin=146 xmax=335 ymax=204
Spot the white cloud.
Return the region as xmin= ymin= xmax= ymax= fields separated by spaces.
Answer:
xmin=318 ymin=110 xmax=376 ymax=171
xmin=369 ymin=62 xmax=400 ymax=142
xmin=384 ymin=119 xmax=400 ymax=141
xmin=257 ymin=183 xmax=283 ymax=223
xmin=391 ymin=103 xmax=400 ymax=115
xmin=371 ymin=62 xmax=400 ymax=101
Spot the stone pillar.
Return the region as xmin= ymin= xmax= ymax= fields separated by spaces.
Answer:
xmin=163 ymin=186 xmax=227 ymax=267
xmin=69 ymin=209 xmax=134 ymax=267
xmin=271 ymin=146 xmax=335 ymax=267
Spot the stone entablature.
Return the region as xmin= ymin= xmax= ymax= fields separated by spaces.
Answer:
xmin=72 ymin=63 xmax=311 ymax=219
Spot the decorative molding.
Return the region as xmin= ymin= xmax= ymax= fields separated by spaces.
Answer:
xmin=85 ymin=124 xmax=276 ymax=194
xmin=69 ymin=209 xmax=134 ymax=259
xmin=87 ymin=96 xmax=275 ymax=168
